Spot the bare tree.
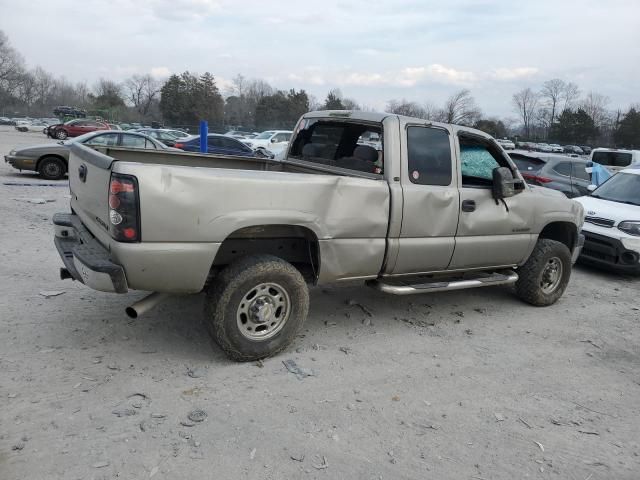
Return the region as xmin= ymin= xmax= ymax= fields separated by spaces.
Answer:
xmin=561 ymin=82 xmax=580 ymax=112
xmin=231 ymin=74 xmax=247 ymax=97
xmin=124 ymin=74 xmax=161 ymax=118
xmin=580 ymin=91 xmax=610 ymax=127
xmin=540 ymin=79 xmax=565 ymax=126
xmin=441 ymin=89 xmax=481 ymax=126
xmin=342 ymin=97 xmax=360 ymax=110
xmin=386 ymin=99 xmax=426 ymax=118
xmin=32 ymin=66 xmax=55 ymax=106
xmin=0 ymin=30 xmax=25 ymax=94
xmin=512 ymin=87 xmax=540 ymax=138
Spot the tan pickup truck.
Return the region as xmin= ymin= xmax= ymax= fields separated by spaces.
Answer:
xmin=54 ymin=111 xmax=584 ymax=361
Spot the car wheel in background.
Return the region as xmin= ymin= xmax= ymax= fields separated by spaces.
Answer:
xmin=55 ymin=129 xmax=68 ymax=140
xmin=38 ymin=156 xmax=66 ymax=180
xmin=204 ymin=255 xmax=309 ymax=361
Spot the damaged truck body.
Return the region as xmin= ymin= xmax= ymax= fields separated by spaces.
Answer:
xmin=54 ymin=110 xmax=585 ymax=360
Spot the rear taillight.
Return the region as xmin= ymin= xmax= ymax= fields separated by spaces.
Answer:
xmin=108 ymin=173 xmax=140 ymax=242
xmin=174 ymin=142 xmax=184 ymax=149
xmin=522 ymin=172 xmax=553 ymax=184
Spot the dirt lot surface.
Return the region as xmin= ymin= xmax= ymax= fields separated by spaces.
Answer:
xmin=1 ymin=126 xmax=639 ymax=479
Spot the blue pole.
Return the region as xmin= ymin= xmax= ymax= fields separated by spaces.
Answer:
xmin=199 ymin=120 xmax=208 ymax=153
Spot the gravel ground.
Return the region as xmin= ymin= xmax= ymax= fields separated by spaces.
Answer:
xmin=0 ymin=125 xmax=639 ymax=479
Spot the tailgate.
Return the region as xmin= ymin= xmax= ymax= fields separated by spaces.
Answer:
xmin=68 ymin=143 xmax=114 ymax=238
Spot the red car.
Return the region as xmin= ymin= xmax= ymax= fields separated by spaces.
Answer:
xmin=47 ymin=119 xmax=110 ymax=140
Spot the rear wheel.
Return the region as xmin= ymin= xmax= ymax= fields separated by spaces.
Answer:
xmin=515 ymin=239 xmax=572 ymax=306
xmin=38 ymin=157 xmax=66 ymax=180
xmin=55 ymin=129 xmax=68 ymax=140
xmin=204 ymin=255 xmax=309 ymax=361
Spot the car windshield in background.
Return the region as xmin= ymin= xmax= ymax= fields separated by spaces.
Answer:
xmin=592 ymin=151 xmax=632 ymax=167
xmin=255 ymin=131 xmax=275 ymax=140
xmin=592 ymin=173 xmax=640 ymax=206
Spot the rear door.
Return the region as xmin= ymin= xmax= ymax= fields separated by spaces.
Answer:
xmin=449 ymin=134 xmax=535 ymax=269
xmin=571 ymin=161 xmax=592 ymax=196
xmin=391 ymin=124 xmax=459 ymax=274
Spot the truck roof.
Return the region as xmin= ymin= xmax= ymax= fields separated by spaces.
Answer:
xmin=305 ymin=110 xmax=494 ymax=140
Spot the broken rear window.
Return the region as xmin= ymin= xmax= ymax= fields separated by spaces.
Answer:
xmin=289 ymin=120 xmax=383 ymax=175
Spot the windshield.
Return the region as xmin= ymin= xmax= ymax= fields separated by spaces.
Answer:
xmin=592 ymin=172 xmax=640 ymax=206
xmin=255 ymin=131 xmax=275 ymax=140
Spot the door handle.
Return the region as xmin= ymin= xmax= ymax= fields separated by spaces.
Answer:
xmin=461 ymin=199 xmax=476 ymax=212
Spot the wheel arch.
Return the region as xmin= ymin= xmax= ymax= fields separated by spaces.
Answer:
xmin=538 ymin=221 xmax=578 ymax=252
xmin=209 ymin=224 xmax=321 ymax=285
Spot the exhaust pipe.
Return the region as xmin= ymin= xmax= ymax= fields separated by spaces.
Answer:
xmin=125 ymin=292 xmax=170 ymax=319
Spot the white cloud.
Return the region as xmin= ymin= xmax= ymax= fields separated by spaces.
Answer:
xmin=150 ymin=0 xmax=221 ymax=21
xmin=150 ymin=66 xmax=172 ymax=78
xmin=488 ymin=67 xmax=539 ymax=80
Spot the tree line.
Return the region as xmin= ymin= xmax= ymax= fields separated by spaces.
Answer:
xmin=1 ymin=30 xmax=638 ymax=146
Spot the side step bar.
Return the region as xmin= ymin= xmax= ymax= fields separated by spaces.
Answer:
xmin=367 ymin=270 xmax=518 ymax=295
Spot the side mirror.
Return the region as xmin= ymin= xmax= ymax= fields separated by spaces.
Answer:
xmin=587 ymin=184 xmax=597 ymax=192
xmin=492 ymin=167 xmax=516 ymax=200
xmin=271 ymin=138 xmax=277 ymax=143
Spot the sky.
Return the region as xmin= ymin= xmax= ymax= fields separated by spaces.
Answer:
xmin=1 ymin=0 xmax=639 ymax=118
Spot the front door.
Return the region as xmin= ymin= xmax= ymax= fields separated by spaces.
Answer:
xmin=391 ymin=125 xmax=459 ymax=274
xmin=448 ymin=134 xmax=535 ymax=269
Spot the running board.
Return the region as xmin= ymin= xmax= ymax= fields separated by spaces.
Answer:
xmin=367 ymin=270 xmax=518 ymax=295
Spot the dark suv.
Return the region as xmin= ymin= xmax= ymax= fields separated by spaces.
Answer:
xmin=509 ymin=152 xmax=592 ymax=198
xmin=53 ymin=106 xmax=86 ymax=117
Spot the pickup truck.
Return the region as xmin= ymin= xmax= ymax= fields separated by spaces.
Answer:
xmin=54 ymin=110 xmax=585 ymax=361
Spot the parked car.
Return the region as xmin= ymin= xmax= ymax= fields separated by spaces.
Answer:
xmin=46 ymin=119 xmax=110 ymax=140
xmin=53 ymin=106 xmax=86 ymax=117
xmin=136 ymin=128 xmax=189 ymax=147
xmin=4 ymin=130 xmax=178 ymax=180
xmin=174 ymin=133 xmax=257 ymax=157
xmin=52 ymin=110 xmax=584 ymax=361
xmin=563 ymin=145 xmax=584 ymax=155
xmin=575 ymin=168 xmax=640 ymax=273
xmin=108 ymin=124 xmax=122 ymax=130
xmin=510 ymin=151 xmax=592 ymax=198
xmin=163 ymin=128 xmax=190 ymax=138
xmin=590 ymin=148 xmax=640 ymax=172
xmin=549 ymin=144 xmax=564 ymax=153
xmin=579 ymin=145 xmax=592 ymax=154
xmin=496 ymin=138 xmax=515 ymax=150
xmin=536 ymin=143 xmax=554 ymax=153
xmin=0 ymin=116 xmax=15 ymax=125
xmin=15 ymin=121 xmax=49 ymax=133
xmin=242 ymin=130 xmax=292 ymax=157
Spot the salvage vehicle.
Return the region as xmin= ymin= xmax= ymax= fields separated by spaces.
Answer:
xmin=509 ymin=151 xmax=592 ymax=198
xmin=46 ymin=119 xmax=110 ymax=140
xmin=5 ymin=131 xmax=177 ymax=180
xmin=575 ymin=168 xmax=640 ymax=273
xmin=53 ymin=110 xmax=584 ymax=361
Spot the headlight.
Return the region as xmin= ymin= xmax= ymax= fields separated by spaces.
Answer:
xmin=618 ymin=221 xmax=640 ymax=236
xmin=10 ymin=149 xmax=16 ymax=155
xmin=621 ymin=237 xmax=640 ymax=252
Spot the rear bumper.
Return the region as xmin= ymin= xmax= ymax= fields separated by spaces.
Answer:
xmin=53 ymin=212 xmax=128 ymax=293
xmin=579 ymin=231 xmax=640 ymax=273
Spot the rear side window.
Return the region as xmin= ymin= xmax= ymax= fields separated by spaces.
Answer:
xmin=552 ymin=162 xmax=572 ymax=176
xmin=407 ymin=127 xmax=452 ymax=186
xmin=572 ymin=163 xmax=591 ymax=180
xmin=289 ymin=120 xmax=383 ymax=174
xmin=592 ymin=151 xmax=632 ymax=167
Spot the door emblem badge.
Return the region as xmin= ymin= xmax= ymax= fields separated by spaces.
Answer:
xmin=587 ymin=210 xmax=596 ymax=215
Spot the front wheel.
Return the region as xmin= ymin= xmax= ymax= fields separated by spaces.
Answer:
xmin=38 ymin=157 xmax=66 ymax=180
xmin=515 ymin=239 xmax=572 ymax=306
xmin=55 ymin=129 xmax=68 ymax=140
xmin=204 ymin=255 xmax=309 ymax=361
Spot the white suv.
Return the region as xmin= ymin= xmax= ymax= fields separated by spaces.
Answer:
xmin=243 ymin=130 xmax=293 ymax=159
xmin=575 ymin=168 xmax=640 ymax=273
